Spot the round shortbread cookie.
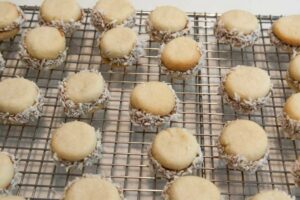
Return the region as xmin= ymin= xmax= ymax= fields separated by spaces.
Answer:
xmin=99 ymin=27 xmax=137 ymax=59
xmin=165 ymin=176 xmax=221 ymax=200
xmin=284 ymin=93 xmax=300 ymax=121
xmin=250 ymin=190 xmax=293 ymax=200
xmin=0 ymin=153 xmax=14 ymax=189
xmin=272 ymin=15 xmax=300 ymax=46
xmin=161 ymin=37 xmax=201 ymax=72
xmin=64 ymin=176 xmax=121 ymax=200
xmin=224 ymin=65 xmax=271 ymax=100
xmin=40 ymin=0 xmax=82 ymax=22
xmin=51 ymin=121 xmax=97 ymax=161
xmin=0 ymin=2 xmax=19 ymax=29
xmin=288 ymin=55 xmax=300 ymax=81
xmin=149 ymin=6 xmax=188 ymax=32
xmin=219 ymin=119 xmax=268 ymax=161
xmin=130 ymin=81 xmax=175 ymax=116
xmin=0 ymin=196 xmax=26 ymax=200
xmin=219 ymin=9 xmax=258 ymax=34
xmin=152 ymin=128 xmax=199 ymax=171
xmin=24 ymin=26 xmax=66 ymax=60
xmin=0 ymin=78 xmax=38 ymax=114
xmin=94 ymin=0 xmax=135 ymax=24
xmin=65 ymin=71 xmax=105 ymax=103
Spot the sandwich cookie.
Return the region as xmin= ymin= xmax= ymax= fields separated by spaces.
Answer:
xmin=98 ymin=27 xmax=144 ymax=67
xmin=129 ymin=81 xmax=179 ymax=128
xmin=91 ymin=0 xmax=135 ymax=32
xmin=214 ymin=9 xmax=259 ymax=48
xmin=58 ymin=70 xmax=110 ymax=117
xmin=148 ymin=128 xmax=203 ymax=179
xmin=162 ymin=176 xmax=221 ymax=200
xmin=50 ymin=121 xmax=102 ymax=170
xmin=249 ymin=190 xmax=295 ymax=200
xmin=286 ymin=54 xmax=300 ymax=91
xmin=62 ymin=174 xmax=124 ymax=200
xmin=146 ymin=6 xmax=190 ymax=43
xmin=39 ymin=0 xmax=84 ymax=36
xmin=220 ymin=65 xmax=272 ymax=113
xmin=0 ymin=152 xmax=21 ymax=195
xmin=160 ymin=36 xmax=205 ymax=79
xmin=19 ymin=26 xmax=67 ymax=70
xmin=269 ymin=15 xmax=300 ymax=52
xmin=282 ymin=93 xmax=300 ymax=139
xmin=217 ymin=120 xmax=269 ymax=172
xmin=0 ymin=77 xmax=43 ymax=124
xmin=0 ymin=2 xmax=25 ymax=41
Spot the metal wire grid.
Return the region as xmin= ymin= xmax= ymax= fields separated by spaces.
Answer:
xmin=0 ymin=6 xmax=299 ymax=200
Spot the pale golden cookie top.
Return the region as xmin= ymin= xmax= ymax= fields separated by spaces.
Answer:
xmin=51 ymin=121 xmax=97 ymax=161
xmin=284 ymin=93 xmax=300 ymax=121
xmin=40 ymin=0 xmax=82 ymax=22
xmin=272 ymin=15 xmax=300 ymax=46
xmin=161 ymin=37 xmax=201 ymax=71
xmin=130 ymin=81 xmax=176 ymax=116
xmin=94 ymin=0 xmax=135 ymax=24
xmin=219 ymin=9 xmax=258 ymax=34
xmin=65 ymin=71 xmax=105 ymax=103
xmin=64 ymin=176 xmax=121 ymax=200
xmin=152 ymin=128 xmax=199 ymax=170
xmin=166 ymin=176 xmax=221 ymax=200
xmin=288 ymin=55 xmax=300 ymax=81
xmin=149 ymin=6 xmax=188 ymax=32
xmin=99 ymin=27 xmax=137 ymax=58
xmin=224 ymin=65 xmax=271 ymax=101
xmin=0 ymin=2 xmax=19 ymax=29
xmin=0 ymin=78 xmax=38 ymax=114
xmin=0 ymin=196 xmax=26 ymax=200
xmin=24 ymin=26 xmax=66 ymax=60
xmin=220 ymin=119 xmax=268 ymax=161
xmin=250 ymin=190 xmax=293 ymax=200
xmin=0 ymin=152 xmax=15 ymax=189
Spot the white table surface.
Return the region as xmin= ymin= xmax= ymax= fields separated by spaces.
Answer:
xmin=8 ymin=0 xmax=300 ymax=15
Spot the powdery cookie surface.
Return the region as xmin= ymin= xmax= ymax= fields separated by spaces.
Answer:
xmin=219 ymin=9 xmax=258 ymax=34
xmin=99 ymin=27 xmax=137 ymax=59
xmin=130 ymin=81 xmax=176 ymax=116
xmin=164 ymin=176 xmax=221 ymax=200
xmin=51 ymin=121 xmax=97 ymax=162
xmin=250 ymin=190 xmax=294 ymax=200
xmin=94 ymin=0 xmax=135 ymax=24
xmin=0 ymin=78 xmax=38 ymax=114
xmin=224 ymin=65 xmax=271 ymax=100
xmin=284 ymin=93 xmax=300 ymax=121
xmin=272 ymin=15 xmax=300 ymax=46
xmin=219 ymin=119 xmax=268 ymax=161
xmin=152 ymin=128 xmax=199 ymax=171
xmin=24 ymin=26 xmax=66 ymax=60
xmin=161 ymin=37 xmax=201 ymax=72
xmin=0 ymin=2 xmax=19 ymax=28
xmin=63 ymin=176 xmax=121 ymax=200
xmin=288 ymin=55 xmax=300 ymax=81
xmin=149 ymin=6 xmax=187 ymax=32
xmin=65 ymin=71 xmax=105 ymax=103
xmin=40 ymin=0 xmax=82 ymax=22
xmin=0 ymin=153 xmax=15 ymax=189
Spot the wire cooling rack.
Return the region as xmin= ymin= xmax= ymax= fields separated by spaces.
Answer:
xmin=0 ymin=6 xmax=299 ymax=200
